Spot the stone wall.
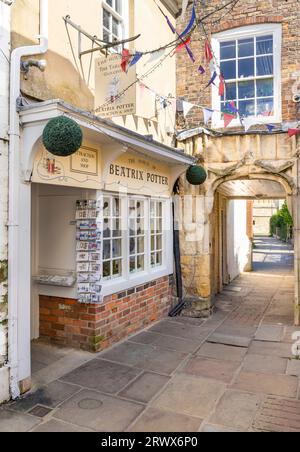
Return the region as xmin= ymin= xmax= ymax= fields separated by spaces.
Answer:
xmin=177 ymin=0 xmax=300 ymax=129
xmin=39 ymin=275 xmax=173 ymax=352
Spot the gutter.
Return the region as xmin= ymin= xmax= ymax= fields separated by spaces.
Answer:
xmin=8 ymin=0 xmax=48 ymax=399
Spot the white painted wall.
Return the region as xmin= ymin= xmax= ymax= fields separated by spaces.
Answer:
xmin=227 ymin=200 xmax=251 ymax=282
xmin=0 ymin=1 xmax=10 ymax=403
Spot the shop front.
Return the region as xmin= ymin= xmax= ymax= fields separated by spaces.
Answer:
xmin=17 ymin=99 xmax=194 ymax=386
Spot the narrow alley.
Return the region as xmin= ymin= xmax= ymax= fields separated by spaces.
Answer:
xmin=0 ymin=237 xmax=299 ymax=432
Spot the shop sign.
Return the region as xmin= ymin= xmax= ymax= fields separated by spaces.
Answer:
xmin=106 ymin=152 xmax=171 ymax=197
xmin=32 ymin=145 xmax=102 ymax=190
xmin=94 ymin=54 xmax=136 ymax=118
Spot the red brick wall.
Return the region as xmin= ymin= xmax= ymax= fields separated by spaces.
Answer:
xmin=39 ymin=275 xmax=173 ymax=352
xmin=177 ymin=0 xmax=300 ymax=129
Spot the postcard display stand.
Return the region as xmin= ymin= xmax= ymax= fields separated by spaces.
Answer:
xmin=76 ymin=200 xmax=103 ymax=304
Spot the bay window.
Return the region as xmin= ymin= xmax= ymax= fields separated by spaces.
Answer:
xmin=212 ymin=24 xmax=282 ymax=127
xmin=101 ymin=194 xmax=172 ymax=295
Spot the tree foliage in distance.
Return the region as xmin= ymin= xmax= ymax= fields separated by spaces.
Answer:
xmin=270 ymin=201 xmax=293 ymax=241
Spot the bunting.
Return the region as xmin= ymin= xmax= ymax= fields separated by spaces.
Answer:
xmin=183 ymin=101 xmax=195 ymax=118
xmin=129 ymin=52 xmax=143 ymax=67
xmin=219 ymin=75 xmax=225 ymax=97
xmin=121 ymin=49 xmax=131 ymax=72
xmin=179 ymin=6 xmax=196 ymax=39
xmin=205 ymin=41 xmax=213 ymax=62
xmin=206 ymin=71 xmax=217 ymax=88
xmin=224 ymin=113 xmax=235 ymax=128
xmin=203 ymin=108 xmax=214 ymax=125
xmin=288 ymin=129 xmax=300 ymax=137
xmin=198 ymin=65 xmax=205 ymax=75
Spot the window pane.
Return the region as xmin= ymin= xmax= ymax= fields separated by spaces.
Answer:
xmin=256 ymin=78 xmax=273 ymax=97
xmin=156 ymin=235 xmax=162 ymax=250
xmin=238 ymin=38 xmax=254 ymax=57
xmin=156 ymin=203 xmax=162 ymax=217
xmin=103 ymin=9 xmax=110 ymax=30
xmin=220 ymin=41 xmax=236 ymax=60
xmin=257 ymin=98 xmax=274 ymax=116
xmin=137 ymin=255 xmax=144 ymax=271
xmin=220 ymin=60 xmax=236 ymax=80
xmin=103 ymin=29 xmax=110 ymax=42
xmin=112 ymin=260 xmax=122 ymax=277
xmin=239 ymin=99 xmax=255 ymax=117
xmin=137 ymin=237 xmax=144 ymax=254
xmin=130 ymin=238 xmax=136 ymax=255
xmin=129 ymin=219 xmax=136 ymax=236
xmin=113 ymin=218 xmax=121 ymax=237
xmin=103 ymin=261 xmax=111 ymax=278
xmin=103 ymin=240 xmax=111 ymax=260
xmin=103 ymin=219 xmax=110 ymax=238
xmin=156 ymin=219 xmax=162 ymax=233
xmin=257 ymin=35 xmax=273 ymax=55
xmin=112 ymin=239 xmax=121 ymax=258
xmin=151 ymin=253 xmax=156 ymax=267
xmin=130 ymin=257 xmax=136 ymax=273
xmin=222 ymin=82 xmax=236 ymax=101
xmin=257 ymin=55 xmax=273 ymax=76
xmin=113 ymin=198 xmax=120 ymax=216
xmin=151 ymin=235 xmax=155 ymax=251
xmin=103 ymin=199 xmax=110 ymax=217
xmin=238 ymin=58 xmax=254 ymax=78
xmin=238 ymin=80 xmax=255 ymax=99
xmin=137 ymin=201 xmax=144 ymax=218
xmin=115 ymin=0 xmax=122 ymax=14
xmin=112 ymin=17 xmax=120 ymax=36
xmin=150 ymin=219 xmax=155 ymax=234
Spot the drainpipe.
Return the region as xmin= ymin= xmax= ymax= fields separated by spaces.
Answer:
xmin=8 ymin=0 xmax=48 ymax=399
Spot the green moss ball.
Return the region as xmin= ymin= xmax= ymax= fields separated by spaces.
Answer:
xmin=186 ymin=165 xmax=207 ymax=185
xmin=42 ymin=116 xmax=83 ymax=157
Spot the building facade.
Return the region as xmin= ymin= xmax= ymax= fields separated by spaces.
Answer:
xmin=0 ymin=0 xmax=194 ymax=402
xmin=173 ymin=1 xmax=300 ymax=320
xmin=253 ymin=199 xmax=285 ymax=236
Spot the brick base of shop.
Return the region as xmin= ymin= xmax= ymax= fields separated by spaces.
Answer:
xmin=39 ymin=275 xmax=174 ymax=352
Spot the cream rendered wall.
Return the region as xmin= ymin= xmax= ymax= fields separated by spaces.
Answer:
xmin=11 ymin=0 xmax=176 ymax=145
xmin=227 ymin=200 xmax=251 ymax=282
xmin=0 ymin=0 xmax=10 ymax=403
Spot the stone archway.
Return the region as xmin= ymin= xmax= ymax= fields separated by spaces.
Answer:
xmin=178 ymin=159 xmax=300 ymax=326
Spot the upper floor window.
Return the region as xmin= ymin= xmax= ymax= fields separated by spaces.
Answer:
xmin=102 ymin=0 xmax=126 ymax=51
xmin=212 ymin=24 xmax=282 ymax=127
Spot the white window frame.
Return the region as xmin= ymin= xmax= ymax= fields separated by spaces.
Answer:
xmin=102 ymin=0 xmax=129 ymax=50
xmin=211 ymin=23 xmax=282 ymax=128
xmin=101 ymin=193 xmax=173 ymax=297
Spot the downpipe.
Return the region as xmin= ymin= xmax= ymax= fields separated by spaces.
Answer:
xmin=8 ymin=0 xmax=48 ymax=399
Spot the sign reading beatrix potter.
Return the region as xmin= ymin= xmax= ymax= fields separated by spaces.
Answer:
xmin=32 ymin=145 xmax=102 ymax=190
xmin=106 ymin=152 xmax=171 ymax=197
xmin=94 ymin=54 xmax=136 ymax=118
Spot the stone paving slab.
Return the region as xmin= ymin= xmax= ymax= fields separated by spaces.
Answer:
xmin=54 ymin=389 xmax=144 ymax=432
xmin=32 ymin=419 xmax=93 ymax=432
xmin=207 ymin=333 xmax=252 ymax=348
xmin=232 ymin=371 xmax=298 ymax=398
xmin=0 ymin=410 xmax=40 ymax=432
xmin=181 ymin=357 xmax=240 ymax=384
xmin=197 ymin=342 xmax=248 ymax=362
xmin=248 ymin=341 xmax=293 ymax=359
xmin=286 ymin=359 xmax=300 ymax=377
xmin=252 ymin=396 xmax=300 ymax=432
xmin=6 ymin=380 xmax=81 ymax=413
xmin=242 ymin=354 xmax=288 ymax=375
xmin=61 ymin=359 xmax=141 ymax=394
xmin=149 ymin=320 xmax=207 ymax=341
xmin=152 ymin=374 xmax=226 ymax=419
xmin=128 ymin=408 xmax=202 ymax=433
xmin=118 ymin=372 xmax=170 ymax=404
xmin=129 ymin=331 xmax=200 ymax=354
xmin=255 ymin=325 xmax=284 ymax=342
xmin=100 ymin=342 xmax=188 ymax=375
xmin=209 ymin=390 xmax=262 ymax=431
xmin=201 ymin=423 xmax=244 ymax=432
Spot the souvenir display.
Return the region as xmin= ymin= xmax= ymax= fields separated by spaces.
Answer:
xmin=76 ymin=199 xmax=103 ymax=304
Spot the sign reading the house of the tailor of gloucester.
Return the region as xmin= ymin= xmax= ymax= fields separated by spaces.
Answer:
xmin=106 ymin=153 xmax=171 ymax=197
xmin=94 ymin=54 xmax=136 ymax=118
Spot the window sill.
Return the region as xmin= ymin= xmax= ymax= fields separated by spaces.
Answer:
xmin=212 ymin=116 xmax=282 ymax=130
xmin=101 ymin=266 xmax=172 ymax=297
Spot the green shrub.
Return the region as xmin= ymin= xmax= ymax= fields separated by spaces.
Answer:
xmin=270 ymin=202 xmax=293 ymax=242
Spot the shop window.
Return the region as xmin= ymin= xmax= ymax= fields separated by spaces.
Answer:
xmin=129 ymin=199 xmax=146 ymax=274
xmin=101 ymin=195 xmax=170 ymax=295
xmin=150 ymin=201 xmax=163 ymax=268
xmin=102 ymin=196 xmax=123 ymax=280
xmin=212 ymin=24 xmax=282 ymax=126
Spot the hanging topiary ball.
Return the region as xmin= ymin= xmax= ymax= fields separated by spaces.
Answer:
xmin=42 ymin=116 xmax=83 ymax=157
xmin=186 ymin=165 xmax=207 ymax=185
